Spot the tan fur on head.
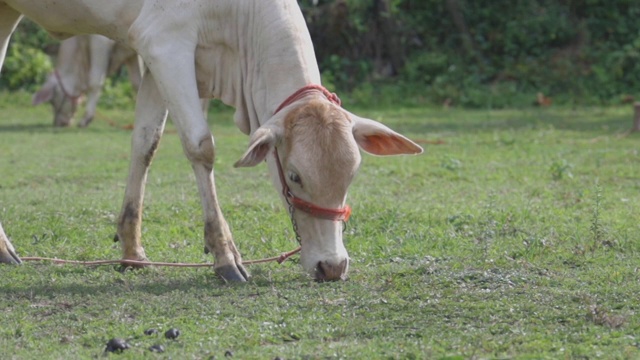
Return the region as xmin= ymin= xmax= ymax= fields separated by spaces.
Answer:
xmin=284 ymin=99 xmax=349 ymax=144
xmin=281 ymin=99 xmax=360 ymax=201
xmin=284 ymin=100 xmax=356 ymax=165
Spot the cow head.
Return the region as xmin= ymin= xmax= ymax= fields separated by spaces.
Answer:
xmin=235 ymin=98 xmax=422 ymax=281
xmin=32 ymin=73 xmax=80 ymax=127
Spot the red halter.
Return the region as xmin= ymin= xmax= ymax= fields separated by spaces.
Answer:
xmin=274 ymin=84 xmax=341 ymax=113
xmin=53 ymin=69 xmax=82 ymax=103
xmin=272 ymin=85 xmax=351 ymax=222
xmin=50 ymin=70 xmax=82 ymax=122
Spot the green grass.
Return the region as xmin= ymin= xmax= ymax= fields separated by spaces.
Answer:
xmin=1 ymin=90 xmax=640 ymax=359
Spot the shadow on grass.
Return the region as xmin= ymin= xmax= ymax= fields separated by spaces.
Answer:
xmin=0 ymin=122 xmax=138 ymax=135
xmin=0 ymin=123 xmax=56 ymax=133
xmin=0 ymin=265 xmax=306 ymax=298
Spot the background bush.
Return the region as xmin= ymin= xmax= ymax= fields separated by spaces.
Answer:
xmin=0 ymin=20 xmax=54 ymax=92
xmin=302 ymin=0 xmax=640 ymax=107
xmin=2 ymin=0 xmax=640 ymax=108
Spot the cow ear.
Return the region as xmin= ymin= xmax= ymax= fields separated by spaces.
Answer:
xmin=352 ymin=115 xmax=423 ymax=156
xmin=32 ymin=78 xmax=55 ymax=105
xmin=234 ymin=123 xmax=283 ymax=168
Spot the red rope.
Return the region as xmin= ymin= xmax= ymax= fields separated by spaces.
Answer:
xmin=274 ymin=147 xmax=351 ymax=222
xmin=274 ymin=84 xmax=341 ymax=114
xmin=53 ymin=69 xmax=82 ymax=102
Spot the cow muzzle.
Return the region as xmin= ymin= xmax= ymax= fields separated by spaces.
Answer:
xmin=315 ymin=258 xmax=349 ymax=281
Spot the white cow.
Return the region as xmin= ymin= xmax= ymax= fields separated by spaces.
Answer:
xmin=32 ymin=34 xmax=142 ymax=127
xmin=0 ymin=0 xmax=423 ymax=281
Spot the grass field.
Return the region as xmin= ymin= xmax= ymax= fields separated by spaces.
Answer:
xmin=1 ymin=91 xmax=639 ymax=359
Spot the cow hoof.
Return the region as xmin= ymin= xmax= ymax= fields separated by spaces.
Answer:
xmin=79 ymin=117 xmax=93 ymax=128
xmin=115 ymin=257 xmax=149 ymax=272
xmin=0 ymin=250 xmax=22 ymax=265
xmin=215 ymin=264 xmax=249 ymax=282
xmin=0 ymin=242 xmax=22 ymax=265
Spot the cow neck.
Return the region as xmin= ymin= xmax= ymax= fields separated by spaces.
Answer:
xmin=271 ymin=85 xmax=352 ymax=224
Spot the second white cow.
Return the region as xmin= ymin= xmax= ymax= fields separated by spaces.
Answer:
xmin=32 ymin=34 xmax=142 ymax=127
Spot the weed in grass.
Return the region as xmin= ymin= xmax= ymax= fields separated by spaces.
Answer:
xmin=586 ymin=304 xmax=626 ymax=329
xmin=447 ymin=214 xmax=474 ymax=234
xmin=521 ymin=235 xmax=550 ymax=260
xmin=588 ymin=181 xmax=610 ymax=253
xmin=475 ymin=193 xmax=498 ymax=263
xmin=550 ymin=158 xmax=573 ymax=181
xmin=588 ymin=189 xmax=601 ymax=243
xmin=493 ymin=130 xmax=517 ymax=146
xmin=440 ymin=155 xmax=462 ymax=173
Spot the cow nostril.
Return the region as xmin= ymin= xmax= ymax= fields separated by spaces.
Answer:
xmin=315 ymin=261 xmax=327 ymax=281
xmin=315 ymin=260 xmax=348 ymax=282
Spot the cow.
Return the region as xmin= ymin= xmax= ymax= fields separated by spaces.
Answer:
xmin=0 ymin=0 xmax=423 ymax=281
xmin=32 ymin=34 xmax=142 ymax=127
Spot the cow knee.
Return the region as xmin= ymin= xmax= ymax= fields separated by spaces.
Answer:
xmin=184 ymin=135 xmax=215 ymax=167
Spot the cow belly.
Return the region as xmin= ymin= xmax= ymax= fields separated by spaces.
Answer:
xmin=3 ymin=0 xmax=141 ymax=42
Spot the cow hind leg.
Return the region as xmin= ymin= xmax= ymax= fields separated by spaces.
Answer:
xmin=0 ymin=5 xmax=24 ymax=265
xmin=114 ymin=71 xmax=168 ymax=264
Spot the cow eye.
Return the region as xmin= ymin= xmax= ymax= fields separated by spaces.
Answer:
xmin=289 ymin=172 xmax=302 ymax=185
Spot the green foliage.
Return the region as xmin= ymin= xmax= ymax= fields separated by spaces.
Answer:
xmin=317 ymin=54 xmax=372 ymax=94
xmin=0 ymin=42 xmax=52 ymax=91
xmin=3 ymin=3 xmax=640 ymax=107
xmin=0 ymin=19 xmax=55 ymax=91
xmin=98 ymin=77 xmax=136 ymax=110
xmin=302 ymin=0 xmax=640 ymax=107
xmin=6 ymin=18 xmax=58 ymax=50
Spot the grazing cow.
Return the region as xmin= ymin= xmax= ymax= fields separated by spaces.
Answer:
xmin=0 ymin=0 xmax=423 ymax=281
xmin=32 ymin=34 xmax=142 ymax=127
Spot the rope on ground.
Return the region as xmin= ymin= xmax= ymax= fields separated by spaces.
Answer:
xmin=20 ymin=247 xmax=301 ymax=268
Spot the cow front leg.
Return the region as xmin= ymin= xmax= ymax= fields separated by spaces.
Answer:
xmin=130 ymin=39 xmax=247 ymax=281
xmin=114 ymin=72 xmax=167 ymax=263
xmin=192 ymin=148 xmax=249 ymax=282
xmin=0 ymin=222 xmax=21 ymax=264
xmin=176 ymin=113 xmax=247 ymax=281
